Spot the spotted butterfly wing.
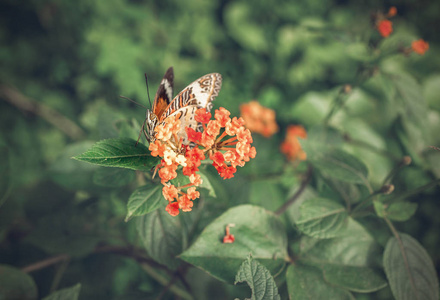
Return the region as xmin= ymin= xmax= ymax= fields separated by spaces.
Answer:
xmin=152 ymin=67 xmax=174 ymax=120
xmin=160 ymin=72 xmax=222 ymax=144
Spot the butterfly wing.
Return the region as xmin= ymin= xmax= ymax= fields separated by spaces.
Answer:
xmin=160 ymin=73 xmax=222 ymax=144
xmin=152 ymin=67 xmax=174 ymax=120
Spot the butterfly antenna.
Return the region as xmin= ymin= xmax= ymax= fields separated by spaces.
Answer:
xmin=119 ymin=95 xmax=148 ymax=109
xmin=145 ymin=73 xmax=152 ymax=108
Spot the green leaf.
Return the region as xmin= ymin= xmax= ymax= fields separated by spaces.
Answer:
xmin=126 ymin=183 xmax=164 ymax=221
xmin=322 ymin=265 xmax=387 ymax=293
xmin=42 ymin=283 xmax=81 ymax=300
xmin=73 ymin=138 xmax=159 ymax=171
xmin=93 ymin=167 xmax=135 ymax=187
xmin=136 ymin=208 xmax=184 ymax=269
xmin=384 ymin=233 xmax=439 ymax=300
xmin=386 ymin=202 xmax=418 ymax=222
xmin=374 ymin=201 xmax=418 ymax=222
xmin=293 ymin=197 xmax=348 ymax=239
xmin=297 ymin=218 xmax=379 ymax=267
xmin=180 ymin=205 xmax=288 ymax=283
xmin=304 ymin=146 xmax=369 ymax=185
xmin=0 ymin=265 xmax=38 ymax=300
xmin=286 ymin=264 xmax=354 ymax=300
xmin=234 ymin=255 xmax=281 ymax=300
xmin=199 ymin=171 xmax=216 ymax=198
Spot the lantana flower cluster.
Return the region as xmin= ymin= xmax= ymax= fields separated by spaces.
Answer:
xmin=149 ymin=108 xmax=256 ymax=216
xmin=240 ymin=101 xmax=278 ymax=138
xmin=280 ymin=125 xmax=307 ymax=162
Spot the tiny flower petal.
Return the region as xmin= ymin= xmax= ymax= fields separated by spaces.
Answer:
xmin=387 ymin=6 xmax=397 ymax=17
xmin=163 ymin=150 xmax=177 ymax=165
xmin=186 ymin=187 xmax=200 ymax=200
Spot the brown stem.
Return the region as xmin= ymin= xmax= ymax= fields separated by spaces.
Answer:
xmin=0 ymin=84 xmax=85 ymax=140
xmin=275 ymin=164 xmax=313 ymax=216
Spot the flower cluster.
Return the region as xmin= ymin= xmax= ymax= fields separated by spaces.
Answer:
xmin=149 ymin=108 xmax=256 ymax=216
xmin=280 ymin=125 xmax=307 ymax=162
xmin=240 ymin=101 xmax=278 ymax=138
xmin=375 ymin=6 xmax=397 ymax=38
xmin=411 ymin=39 xmax=429 ymax=55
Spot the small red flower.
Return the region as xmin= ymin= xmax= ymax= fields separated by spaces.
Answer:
xmin=186 ymin=127 xmax=202 ymax=143
xmin=166 ymin=202 xmax=180 ymax=216
xmin=223 ymin=224 xmax=235 ymax=244
xmin=387 ymin=6 xmax=397 ymax=17
xmin=195 ymin=108 xmax=211 ymax=124
xmin=411 ymin=39 xmax=429 ymax=55
xmin=377 ymin=20 xmax=393 ymax=38
xmin=210 ymin=152 xmax=225 ymax=165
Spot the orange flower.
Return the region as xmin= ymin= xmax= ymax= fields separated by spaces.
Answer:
xmin=377 ymin=20 xmax=393 ymax=38
xmin=186 ymin=127 xmax=202 ymax=143
xmin=149 ymin=140 xmax=166 ymax=157
xmin=162 ymin=184 xmax=179 ymax=201
xmin=186 ymin=187 xmax=200 ymax=200
xmin=280 ymin=125 xmax=307 ymax=161
xmin=387 ymin=6 xmax=397 ymax=17
xmin=215 ymin=107 xmax=231 ymax=127
xmin=411 ymin=39 xmax=429 ymax=55
xmin=195 ymin=108 xmax=211 ymax=124
xmin=158 ymin=162 xmax=178 ymax=183
xmin=240 ymin=101 xmax=278 ymax=137
xmin=178 ymin=194 xmax=193 ymax=212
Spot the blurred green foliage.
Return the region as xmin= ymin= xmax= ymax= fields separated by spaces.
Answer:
xmin=1 ymin=0 xmax=440 ymax=299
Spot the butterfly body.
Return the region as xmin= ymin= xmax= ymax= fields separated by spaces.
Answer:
xmin=145 ymin=67 xmax=222 ymax=145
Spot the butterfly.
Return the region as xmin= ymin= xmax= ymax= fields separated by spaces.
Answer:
xmin=142 ymin=67 xmax=222 ymax=145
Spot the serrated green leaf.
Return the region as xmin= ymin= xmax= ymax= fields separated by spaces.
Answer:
xmin=286 ymin=264 xmax=354 ymax=300
xmin=293 ymin=197 xmax=348 ymax=239
xmin=180 ymin=205 xmax=288 ymax=283
xmin=234 ymin=255 xmax=280 ymax=300
xmin=126 ymin=184 xmax=164 ymax=221
xmin=303 ymin=145 xmax=369 ymax=185
xmin=93 ymin=167 xmax=135 ymax=187
xmin=322 ymin=265 xmax=387 ymax=293
xmin=42 ymin=283 xmax=81 ymax=300
xmin=136 ymin=208 xmax=184 ymax=269
xmin=73 ymin=138 xmax=159 ymax=171
xmin=384 ymin=233 xmax=439 ymax=300
xmin=0 ymin=265 xmax=38 ymax=300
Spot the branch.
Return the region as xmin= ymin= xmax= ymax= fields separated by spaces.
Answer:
xmin=275 ymin=164 xmax=313 ymax=216
xmin=0 ymin=83 xmax=85 ymax=140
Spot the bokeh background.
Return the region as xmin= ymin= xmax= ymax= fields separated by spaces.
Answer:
xmin=1 ymin=0 xmax=440 ymax=299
